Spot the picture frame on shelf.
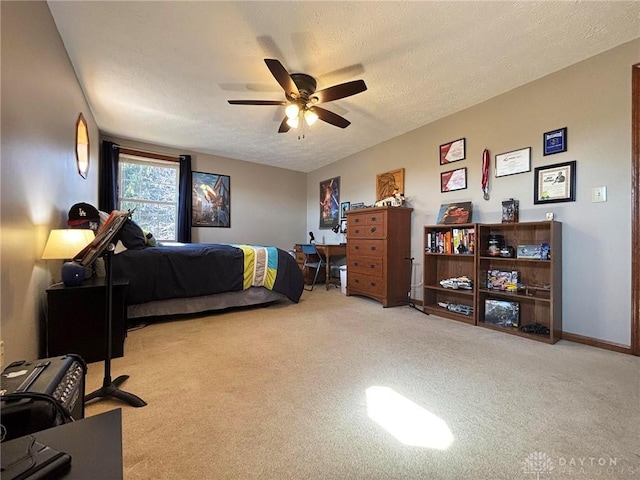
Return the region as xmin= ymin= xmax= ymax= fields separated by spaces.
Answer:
xmin=436 ymin=202 xmax=473 ymax=224
xmin=495 ymin=147 xmax=531 ymax=177
xmin=440 ymin=167 xmax=467 ymax=192
xmin=501 ymin=198 xmax=519 ymax=223
xmin=533 ymin=160 xmax=577 ymax=204
xmin=376 ymin=168 xmax=404 ymax=201
xmin=340 ymin=202 xmax=350 ymax=219
xmin=191 ymin=171 xmax=231 ymax=228
xmin=543 ymin=127 xmax=567 ymax=156
xmin=439 ymin=138 xmax=466 ymax=165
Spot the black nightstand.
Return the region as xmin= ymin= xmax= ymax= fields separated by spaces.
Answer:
xmin=45 ymin=277 xmax=128 ymax=364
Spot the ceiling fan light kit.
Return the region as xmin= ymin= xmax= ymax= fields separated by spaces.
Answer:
xmin=228 ymin=58 xmax=367 ymax=134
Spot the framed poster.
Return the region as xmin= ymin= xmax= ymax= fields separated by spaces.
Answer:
xmin=440 ymin=138 xmax=466 ymax=164
xmin=340 ymin=201 xmax=350 ymax=219
xmin=192 ymin=171 xmax=231 ymax=227
xmin=495 ymin=147 xmax=531 ymax=177
xmin=320 ymin=176 xmax=340 ymax=229
xmin=376 ymin=168 xmax=405 ymax=201
xmin=543 ymin=127 xmax=567 ymax=156
xmin=440 ymin=167 xmax=467 ymax=192
xmin=534 ymin=160 xmax=576 ymax=204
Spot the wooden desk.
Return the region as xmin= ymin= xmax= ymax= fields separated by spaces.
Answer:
xmin=315 ymin=244 xmax=346 ymax=290
xmin=1 ymin=408 xmax=123 ymax=479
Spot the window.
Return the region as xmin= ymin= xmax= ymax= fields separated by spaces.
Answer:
xmin=118 ymin=155 xmax=179 ymax=241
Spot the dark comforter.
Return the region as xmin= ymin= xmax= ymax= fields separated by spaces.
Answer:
xmin=112 ymin=243 xmax=304 ymax=306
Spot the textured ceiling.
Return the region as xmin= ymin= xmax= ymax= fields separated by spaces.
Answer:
xmin=48 ymin=1 xmax=639 ymax=173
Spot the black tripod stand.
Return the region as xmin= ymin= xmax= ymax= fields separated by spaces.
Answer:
xmin=85 ymin=245 xmax=146 ymax=407
xmin=401 ymin=257 xmax=427 ymax=314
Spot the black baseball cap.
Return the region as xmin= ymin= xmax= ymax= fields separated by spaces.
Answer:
xmin=67 ymin=202 xmax=100 ymax=227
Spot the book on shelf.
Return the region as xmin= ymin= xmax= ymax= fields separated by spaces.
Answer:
xmin=426 ymin=227 xmax=475 ymax=254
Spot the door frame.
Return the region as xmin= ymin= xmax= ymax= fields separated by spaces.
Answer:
xmin=632 ymin=63 xmax=639 ymax=355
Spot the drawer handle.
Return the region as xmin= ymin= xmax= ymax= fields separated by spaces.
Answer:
xmin=353 ymin=262 xmax=359 ymax=267
xmin=354 ymin=218 xmax=361 ymax=223
xmin=370 ymin=227 xmax=377 ymax=233
xmin=370 ymin=264 xmax=375 ymax=269
xmin=355 ymin=245 xmax=360 ymax=250
xmin=355 ymin=229 xmax=361 ymax=234
xmin=355 ymin=279 xmax=360 ymax=284
xmin=370 ymin=246 xmax=376 ymax=251
xmin=371 ymin=217 xmax=377 ymax=222
xmin=370 ymin=282 xmax=376 ymax=287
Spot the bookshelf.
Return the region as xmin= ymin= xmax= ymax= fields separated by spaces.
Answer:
xmin=422 ymin=221 xmax=562 ymax=344
xmin=476 ymin=221 xmax=562 ymax=344
xmin=423 ymin=224 xmax=477 ymax=325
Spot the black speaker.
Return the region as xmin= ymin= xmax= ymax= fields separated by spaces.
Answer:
xmin=1 ymin=355 xmax=86 ymax=442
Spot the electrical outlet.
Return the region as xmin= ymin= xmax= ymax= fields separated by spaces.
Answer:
xmin=591 ymin=186 xmax=607 ymax=203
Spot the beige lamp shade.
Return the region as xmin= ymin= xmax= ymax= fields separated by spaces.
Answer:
xmin=42 ymin=229 xmax=95 ymax=260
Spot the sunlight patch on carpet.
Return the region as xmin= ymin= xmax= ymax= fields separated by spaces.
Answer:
xmin=366 ymin=386 xmax=454 ymax=450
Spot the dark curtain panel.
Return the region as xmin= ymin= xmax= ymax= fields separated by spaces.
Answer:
xmin=99 ymin=140 xmax=119 ymax=212
xmin=178 ymin=155 xmax=192 ymax=243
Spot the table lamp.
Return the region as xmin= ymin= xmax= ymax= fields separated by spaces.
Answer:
xmin=42 ymin=229 xmax=95 ymax=286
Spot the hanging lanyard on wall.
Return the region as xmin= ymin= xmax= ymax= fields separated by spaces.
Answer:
xmin=482 ymin=148 xmax=490 ymax=200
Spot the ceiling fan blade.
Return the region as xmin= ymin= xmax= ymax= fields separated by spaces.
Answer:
xmin=228 ymin=100 xmax=287 ymax=106
xmin=264 ymin=59 xmax=300 ymax=98
xmin=314 ymin=79 xmax=367 ymax=104
xmin=310 ymin=107 xmax=351 ymax=129
xmin=278 ymin=117 xmax=291 ymax=133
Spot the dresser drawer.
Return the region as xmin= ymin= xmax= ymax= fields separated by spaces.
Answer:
xmin=348 ymin=255 xmax=383 ymax=277
xmin=350 ymin=222 xmax=385 ymax=239
xmin=348 ymin=272 xmax=385 ymax=296
xmin=348 ymin=239 xmax=384 ymax=257
xmin=350 ymin=210 xmax=386 ymax=226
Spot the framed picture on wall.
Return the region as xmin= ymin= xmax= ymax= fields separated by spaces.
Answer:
xmin=191 ymin=171 xmax=231 ymax=227
xmin=495 ymin=147 xmax=531 ymax=177
xmin=440 ymin=167 xmax=467 ymax=192
xmin=534 ymin=160 xmax=576 ymax=204
xmin=320 ymin=176 xmax=340 ymax=229
xmin=543 ymin=127 xmax=567 ymax=156
xmin=340 ymin=201 xmax=350 ymax=219
xmin=439 ymin=138 xmax=466 ymax=164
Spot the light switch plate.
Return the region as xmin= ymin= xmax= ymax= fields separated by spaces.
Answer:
xmin=591 ymin=186 xmax=607 ymax=203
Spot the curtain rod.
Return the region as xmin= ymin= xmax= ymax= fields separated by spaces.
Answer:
xmin=113 ymin=144 xmax=183 ymax=163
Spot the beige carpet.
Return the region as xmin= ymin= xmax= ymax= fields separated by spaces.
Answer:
xmin=84 ymin=288 xmax=640 ymax=479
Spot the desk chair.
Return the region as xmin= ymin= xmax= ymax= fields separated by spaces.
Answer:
xmin=301 ymin=243 xmax=326 ymax=291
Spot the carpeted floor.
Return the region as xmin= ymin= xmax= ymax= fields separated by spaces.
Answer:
xmin=84 ymin=288 xmax=640 ymax=479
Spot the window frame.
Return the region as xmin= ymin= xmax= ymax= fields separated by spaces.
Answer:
xmin=117 ymin=154 xmax=180 ymax=241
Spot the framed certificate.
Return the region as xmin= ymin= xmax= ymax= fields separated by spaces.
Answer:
xmin=495 ymin=147 xmax=531 ymax=178
xmin=543 ymin=127 xmax=567 ymax=156
xmin=439 ymin=138 xmax=466 ymax=165
xmin=534 ymin=160 xmax=576 ymax=204
xmin=440 ymin=167 xmax=467 ymax=192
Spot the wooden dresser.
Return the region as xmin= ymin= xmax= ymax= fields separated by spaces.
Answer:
xmin=345 ymin=206 xmax=413 ymax=307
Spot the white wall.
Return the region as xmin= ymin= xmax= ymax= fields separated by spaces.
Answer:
xmin=308 ymin=39 xmax=639 ymax=346
xmin=1 ymin=1 xmax=100 ymax=362
xmin=102 ymin=136 xmax=307 ymax=252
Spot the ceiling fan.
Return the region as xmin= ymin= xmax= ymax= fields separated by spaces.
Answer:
xmin=228 ymin=59 xmax=367 ymax=133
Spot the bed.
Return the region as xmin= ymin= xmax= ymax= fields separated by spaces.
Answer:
xmin=110 ymin=242 xmax=304 ymax=320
